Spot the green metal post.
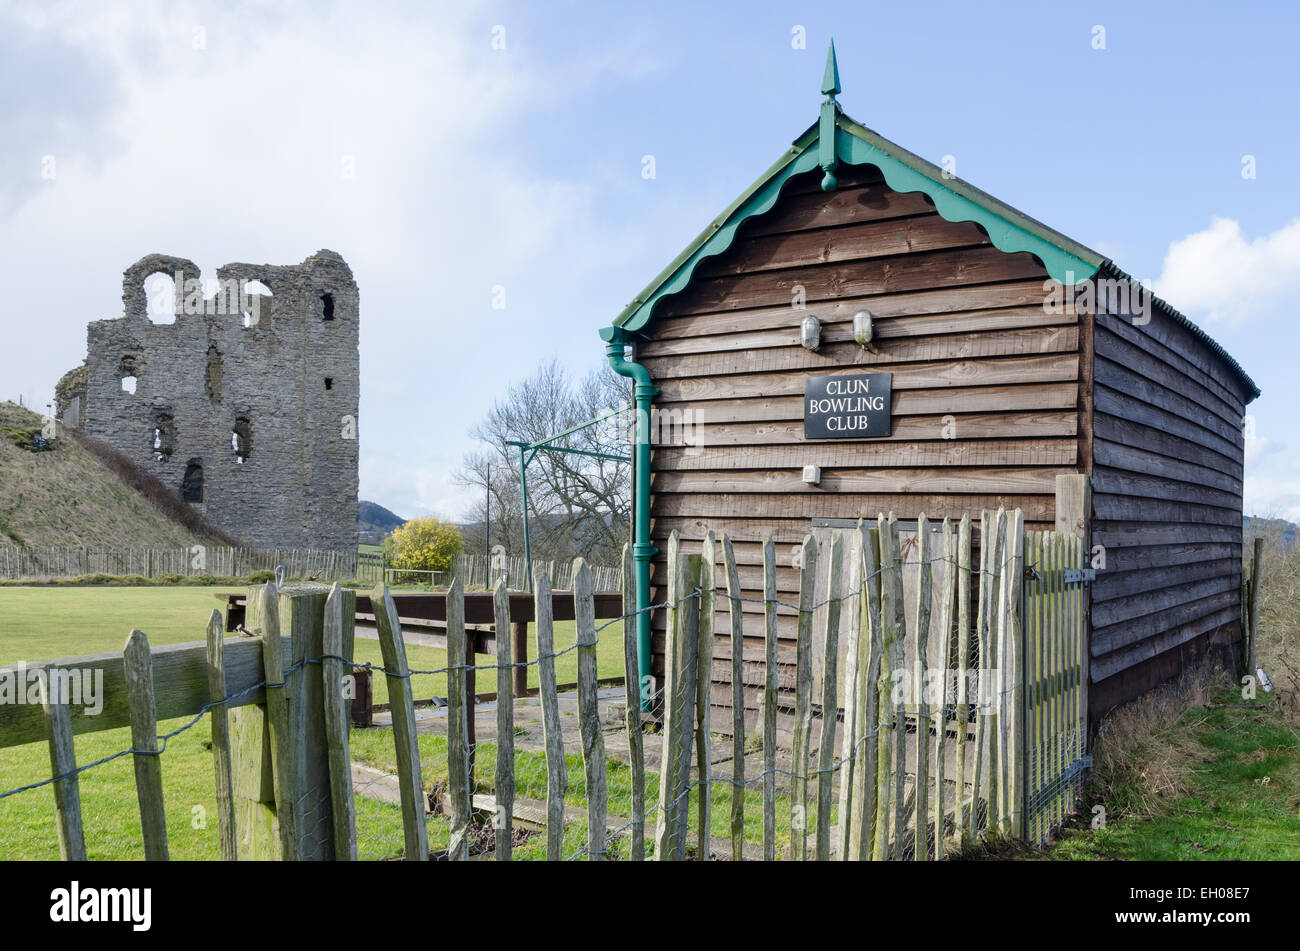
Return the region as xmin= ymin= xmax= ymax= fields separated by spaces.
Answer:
xmin=518 ymin=443 xmax=531 ymax=591
xmin=599 ymin=325 xmax=658 ymax=711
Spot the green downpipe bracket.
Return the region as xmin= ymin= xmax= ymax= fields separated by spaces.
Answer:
xmin=599 ymin=325 xmax=658 ymax=712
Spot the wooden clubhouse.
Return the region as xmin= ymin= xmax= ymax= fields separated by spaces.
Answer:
xmin=599 ymin=43 xmax=1258 ymax=729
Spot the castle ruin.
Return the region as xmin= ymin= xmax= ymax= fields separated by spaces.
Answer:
xmin=55 ymin=250 xmax=359 ymax=553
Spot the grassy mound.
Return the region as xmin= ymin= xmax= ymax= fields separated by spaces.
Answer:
xmin=0 ymin=401 xmax=222 ymax=549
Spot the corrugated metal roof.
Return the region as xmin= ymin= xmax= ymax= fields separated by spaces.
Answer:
xmin=1097 ymin=261 xmax=1259 ymax=400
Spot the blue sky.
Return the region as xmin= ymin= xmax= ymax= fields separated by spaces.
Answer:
xmin=2 ymin=0 xmax=1297 ymax=519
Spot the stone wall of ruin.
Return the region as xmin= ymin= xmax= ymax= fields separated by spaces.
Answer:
xmin=56 ymin=250 xmax=359 ymax=553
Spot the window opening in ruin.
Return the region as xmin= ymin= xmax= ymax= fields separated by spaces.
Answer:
xmin=181 ymin=460 xmax=204 ymax=502
xmin=142 ymin=271 xmax=177 ymax=325
xmin=321 ymin=292 xmax=335 ymax=321
xmin=232 ymin=417 xmax=252 ymax=464
xmin=242 ymin=280 xmax=272 ymax=329
xmin=152 ymin=413 xmax=175 ymax=461
xmin=205 ymin=345 xmax=223 ymax=401
xmin=120 ymin=355 xmax=138 ymax=394
xmin=324 ymin=377 xmax=333 ymax=390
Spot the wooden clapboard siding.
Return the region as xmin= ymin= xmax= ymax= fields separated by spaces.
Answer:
xmin=637 ymin=167 xmax=1077 ymax=714
xmin=646 ymin=303 xmax=1076 ymax=353
xmin=653 ymin=466 xmax=1071 ymax=495
xmin=1087 ymin=306 xmax=1247 ymax=719
xmin=654 ymin=246 xmax=1048 ymax=315
xmin=653 ymin=439 xmax=1077 ymax=470
xmin=654 ymin=382 xmax=1079 ymax=423
xmin=652 ymin=491 xmax=1055 ymax=522
xmin=656 ymin=354 xmax=1077 ymax=399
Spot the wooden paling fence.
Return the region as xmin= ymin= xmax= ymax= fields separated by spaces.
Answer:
xmin=0 ymin=506 xmax=1086 ymax=860
xmin=357 ymin=551 xmax=383 ymax=584
xmin=0 ymin=545 xmax=359 ymax=581
xmin=354 ymin=554 xmax=620 ymax=592
xmin=646 ymin=505 xmax=1089 ymax=859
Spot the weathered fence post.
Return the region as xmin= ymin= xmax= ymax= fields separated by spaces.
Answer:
xmin=914 ymin=515 xmax=932 ymax=860
xmin=38 ymin=674 xmax=86 ymax=861
xmin=535 ymin=566 xmax=567 ymax=860
xmin=874 ymin=515 xmax=901 ymax=860
xmin=882 ymin=515 xmax=907 ymax=859
xmin=205 ymin=609 xmax=237 ymax=861
xmin=621 ymin=543 xmax=646 ymax=860
xmin=1055 ymin=474 xmax=1091 ymax=738
xmin=934 ymin=517 xmax=955 ymax=859
xmin=836 ymin=526 xmax=863 ymax=862
xmin=511 ymin=620 xmax=529 ymax=698
xmin=790 ymin=532 xmax=817 ymax=860
xmin=321 ymin=584 xmax=358 ymax=861
xmin=955 ymin=514 xmax=972 ymax=842
xmin=371 ymin=584 xmax=428 ymax=861
xmin=655 ymin=532 xmax=700 ymax=861
xmin=493 ymin=577 xmax=516 ymax=860
xmin=1247 ymin=536 xmax=1263 ymax=675
xmin=230 ymin=581 xmax=355 ymax=860
xmin=816 ymin=530 xmax=843 ymax=862
xmin=974 ymin=509 xmax=1003 ymax=837
xmin=123 ymin=629 xmax=168 ymax=861
xmin=849 ymin=521 xmax=881 ymax=861
xmin=574 ymin=558 xmax=607 ymax=859
xmin=446 ymin=577 xmax=472 ymax=860
xmin=722 ymin=534 xmax=745 ymax=861
xmin=695 ymin=533 xmax=716 ymax=860
xmin=761 ymin=534 xmax=778 ymax=862
xmin=228 ymin=590 xmax=277 ymax=859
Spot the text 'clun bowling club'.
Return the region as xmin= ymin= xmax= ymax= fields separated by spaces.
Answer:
xmin=803 ymin=372 xmax=893 ymax=439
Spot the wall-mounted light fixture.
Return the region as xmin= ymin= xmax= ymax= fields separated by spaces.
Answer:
xmin=801 ymin=464 xmax=821 ymax=485
xmin=853 ymin=309 xmax=875 ymax=346
xmin=800 ymin=313 xmax=821 ymax=351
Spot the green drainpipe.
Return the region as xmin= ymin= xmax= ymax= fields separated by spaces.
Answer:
xmin=599 ymin=325 xmax=657 ymax=711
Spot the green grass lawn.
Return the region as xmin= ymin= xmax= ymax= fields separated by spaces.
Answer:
xmin=0 ymin=584 xmax=632 ymax=860
xmin=1049 ymin=691 xmax=1300 ymax=861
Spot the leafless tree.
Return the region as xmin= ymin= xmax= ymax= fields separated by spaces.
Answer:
xmin=456 ymin=360 xmax=631 ymax=566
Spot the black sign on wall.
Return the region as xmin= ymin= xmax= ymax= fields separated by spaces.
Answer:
xmin=803 ymin=372 xmax=893 ymax=439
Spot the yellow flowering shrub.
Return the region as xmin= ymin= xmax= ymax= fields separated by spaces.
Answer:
xmin=387 ymin=516 xmax=462 ymax=572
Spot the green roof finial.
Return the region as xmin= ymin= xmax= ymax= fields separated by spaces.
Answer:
xmin=821 ymin=39 xmax=841 ymax=99
xmin=818 ymin=39 xmax=841 ymax=191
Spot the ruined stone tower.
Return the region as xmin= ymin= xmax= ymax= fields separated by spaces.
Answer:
xmin=55 ymin=250 xmax=359 ymax=553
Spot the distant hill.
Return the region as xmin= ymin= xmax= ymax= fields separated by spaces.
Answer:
xmin=1244 ymin=515 xmax=1298 ymax=549
xmin=359 ymin=499 xmax=407 ymax=544
xmin=0 ymin=401 xmax=223 ymax=549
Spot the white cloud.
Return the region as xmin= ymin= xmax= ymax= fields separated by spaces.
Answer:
xmin=1244 ymin=441 xmax=1300 ymax=522
xmin=1244 ymin=475 xmax=1300 ymax=523
xmin=1244 ymin=432 xmax=1282 ymax=467
xmin=1155 ymin=216 xmax=1300 ymax=324
xmin=0 ymin=1 xmax=662 ymax=519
